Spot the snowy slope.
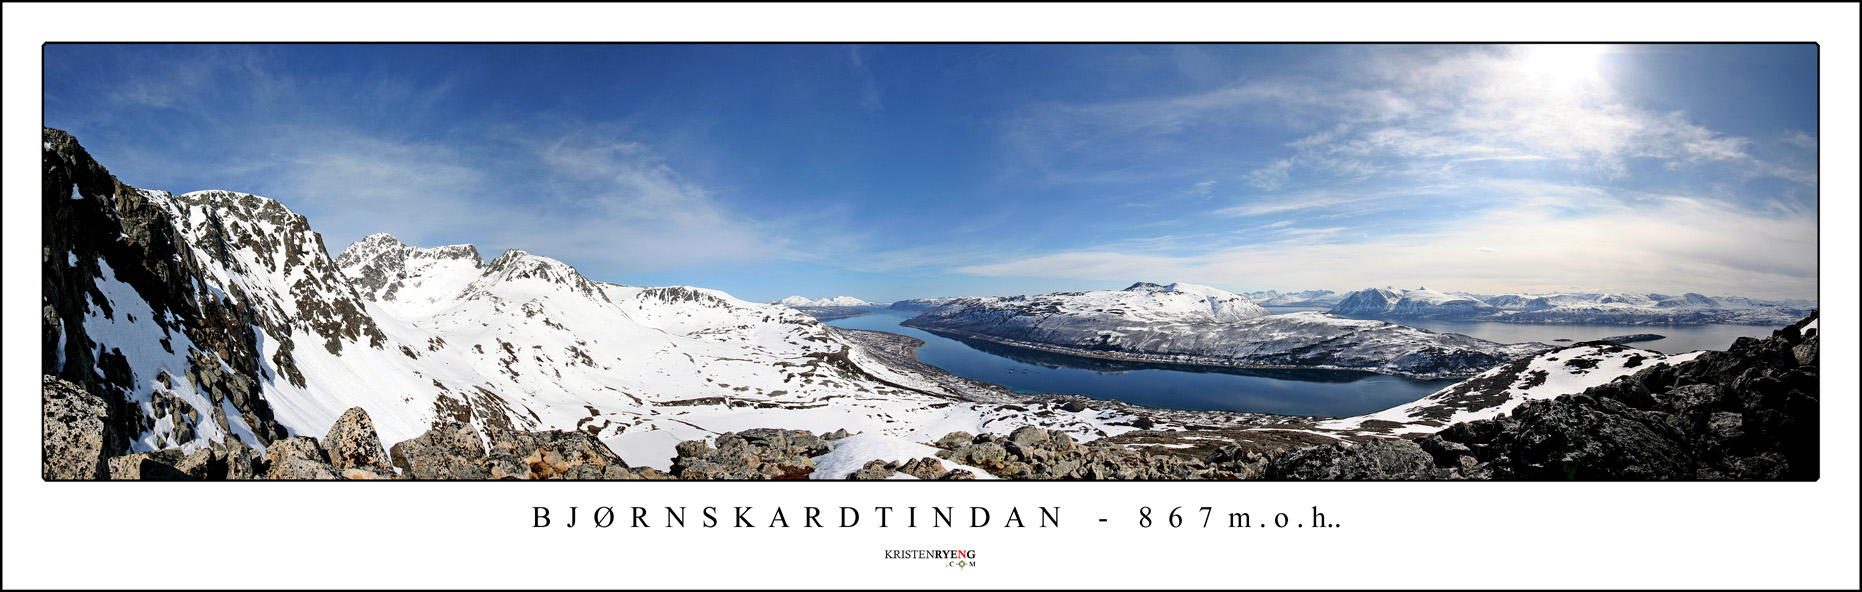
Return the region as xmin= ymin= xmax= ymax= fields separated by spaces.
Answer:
xmin=41 ymin=127 xmax=1153 ymax=469
xmin=903 ymin=283 xmax=1544 ymax=378
xmin=1319 ymin=342 xmax=1703 ymax=436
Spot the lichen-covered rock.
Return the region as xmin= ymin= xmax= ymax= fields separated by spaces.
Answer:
xmin=263 ymin=436 xmax=338 ymax=480
xmin=106 ymin=450 xmax=196 ymax=480
xmin=669 ymin=428 xmax=824 ymax=480
xmin=219 ymin=436 xmax=260 ymax=480
xmin=934 ymin=431 xmax=974 ymax=449
xmin=42 ymin=375 xmax=112 ymax=480
xmin=172 ymin=447 xmax=227 ymax=479
xmin=1263 ymin=439 xmax=1443 ymax=480
xmin=486 ymin=427 xmax=629 ymax=480
xmin=389 ymin=421 xmax=490 ymax=480
xmin=849 ymin=459 xmax=899 ymax=480
xmin=322 ymin=407 xmax=395 ymax=477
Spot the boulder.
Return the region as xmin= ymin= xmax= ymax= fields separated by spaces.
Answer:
xmin=389 ymin=421 xmax=490 ymax=480
xmin=1263 ymin=439 xmax=1441 ymax=480
xmin=263 ymin=436 xmax=339 ymax=480
xmin=669 ymin=428 xmax=822 ymax=480
xmin=107 ymin=450 xmax=197 ymax=480
xmin=172 ymin=447 xmax=228 ymax=479
xmin=322 ymin=407 xmax=395 ymax=476
xmin=219 ymin=436 xmax=260 ymax=480
xmin=934 ymin=431 xmax=974 ymax=449
xmin=486 ymin=427 xmax=628 ymax=480
xmin=42 ymin=375 xmax=113 ymax=479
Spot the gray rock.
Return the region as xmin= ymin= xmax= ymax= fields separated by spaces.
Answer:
xmin=107 ymin=450 xmax=195 ymax=480
xmin=1008 ymin=426 xmax=1051 ymax=450
xmin=849 ymin=459 xmax=899 ymax=480
xmin=172 ymin=447 xmax=227 ymax=479
xmin=486 ymin=427 xmax=628 ymax=480
xmin=897 ymin=457 xmax=948 ymax=480
xmin=322 ymin=407 xmax=395 ymax=475
xmin=934 ymin=431 xmax=974 ymax=449
xmin=389 ymin=421 xmax=490 ymax=480
xmin=669 ymin=428 xmax=821 ymax=480
xmin=220 ymin=436 xmax=259 ymax=480
xmin=263 ymin=436 xmax=339 ymax=480
xmin=42 ymin=375 xmax=112 ymax=479
xmin=1263 ymin=439 xmax=1441 ymax=480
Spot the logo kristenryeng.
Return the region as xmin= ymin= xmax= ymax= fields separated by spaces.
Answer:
xmin=885 ymin=548 xmax=978 ymax=569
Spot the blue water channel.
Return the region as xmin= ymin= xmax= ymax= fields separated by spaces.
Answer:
xmin=826 ymin=307 xmax=1782 ymax=418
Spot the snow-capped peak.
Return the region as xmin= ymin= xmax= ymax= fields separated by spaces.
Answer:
xmin=777 ymin=295 xmax=876 ymax=308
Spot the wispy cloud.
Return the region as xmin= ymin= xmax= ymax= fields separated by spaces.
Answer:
xmin=950 ymin=188 xmax=1817 ymax=300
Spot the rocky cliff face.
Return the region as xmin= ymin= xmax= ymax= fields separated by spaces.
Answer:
xmin=42 ymin=127 xmax=295 ymax=455
xmin=1264 ymin=313 xmax=1820 ymax=480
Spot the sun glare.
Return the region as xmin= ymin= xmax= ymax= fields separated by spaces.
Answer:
xmin=1514 ymin=44 xmax=1610 ymax=91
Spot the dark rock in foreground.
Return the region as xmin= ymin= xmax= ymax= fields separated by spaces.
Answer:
xmin=43 ymin=375 xmax=113 ymax=480
xmin=322 ymin=407 xmax=397 ymax=477
xmin=1326 ymin=313 xmax=1820 ymax=480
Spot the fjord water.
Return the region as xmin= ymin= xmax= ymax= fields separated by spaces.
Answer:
xmin=828 ymin=309 xmax=1454 ymax=418
xmin=830 ymin=308 xmax=1787 ymax=418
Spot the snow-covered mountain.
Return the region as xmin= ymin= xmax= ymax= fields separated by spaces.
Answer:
xmin=889 ymin=297 xmax=961 ymax=312
xmin=1328 ymin=287 xmax=1500 ymax=319
xmin=39 ymin=127 xmax=1147 ymax=469
xmin=776 ymin=295 xmax=882 ymax=308
xmin=1329 ymin=287 xmax=1815 ymax=325
xmin=901 ymin=282 xmax=1545 ymax=378
xmin=1241 ymin=289 xmax=1343 ymax=307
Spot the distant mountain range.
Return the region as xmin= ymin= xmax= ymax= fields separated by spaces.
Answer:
xmin=900 ymin=282 xmax=1545 ymax=378
xmin=775 ymin=295 xmax=886 ymax=308
xmin=1323 ymin=286 xmax=1815 ymax=325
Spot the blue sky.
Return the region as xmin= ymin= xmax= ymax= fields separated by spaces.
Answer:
xmin=43 ymin=43 xmax=1820 ymax=302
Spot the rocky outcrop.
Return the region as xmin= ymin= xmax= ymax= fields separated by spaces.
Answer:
xmin=931 ymin=427 xmax=1217 ymax=480
xmin=107 ymin=450 xmax=197 ymax=480
xmin=847 ymin=458 xmax=976 ymax=480
xmin=1407 ymin=313 xmax=1820 ymax=480
xmin=42 ymin=127 xmax=294 ymax=454
xmin=1261 ymin=439 xmax=1446 ymax=480
xmin=42 ymin=375 xmax=113 ymax=479
xmin=389 ymin=421 xmax=491 ymax=480
xmin=485 ymin=427 xmax=663 ymax=480
xmin=322 ymin=407 xmax=396 ymax=478
xmin=263 ymin=436 xmax=339 ymax=480
xmin=669 ymin=428 xmax=833 ymax=480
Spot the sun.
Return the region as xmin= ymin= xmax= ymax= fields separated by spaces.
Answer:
xmin=1514 ymin=44 xmax=1611 ymax=91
